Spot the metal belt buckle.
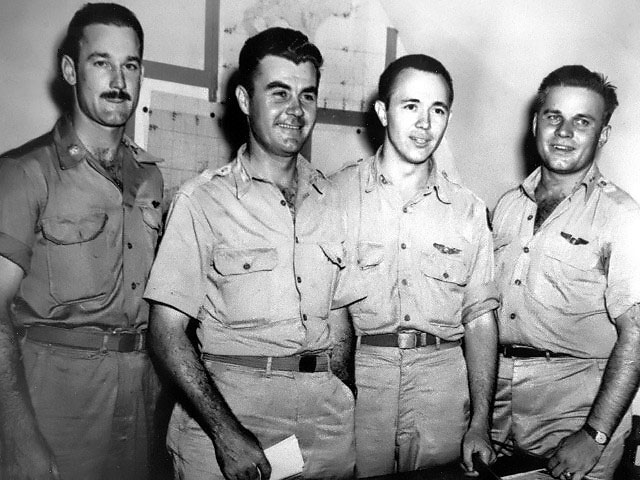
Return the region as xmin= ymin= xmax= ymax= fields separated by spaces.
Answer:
xmin=397 ymin=332 xmax=417 ymax=349
xmin=298 ymin=355 xmax=317 ymax=372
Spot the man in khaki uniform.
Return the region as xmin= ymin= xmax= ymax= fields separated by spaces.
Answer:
xmin=144 ymin=27 xmax=357 ymax=480
xmin=0 ymin=4 xmax=163 ymax=479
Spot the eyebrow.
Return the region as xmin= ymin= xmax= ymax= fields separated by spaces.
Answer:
xmin=542 ymin=108 xmax=597 ymax=121
xmin=87 ymin=52 xmax=141 ymax=63
xmin=400 ymin=98 xmax=450 ymax=110
xmin=265 ymin=81 xmax=318 ymax=95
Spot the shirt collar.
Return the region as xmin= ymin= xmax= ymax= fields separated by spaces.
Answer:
xmin=521 ymin=162 xmax=603 ymax=203
xmin=364 ymin=146 xmax=451 ymax=204
xmin=232 ymin=144 xmax=328 ymax=198
xmin=53 ymin=115 xmax=147 ymax=170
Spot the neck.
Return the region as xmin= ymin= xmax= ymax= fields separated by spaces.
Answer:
xmin=71 ymin=110 xmax=125 ymax=158
xmin=536 ymin=165 xmax=591 ymax=201
xmin=245 ymin=138 xmax=298 ymax=189
xmin=379 ymin=147 xmax=433 ymax=199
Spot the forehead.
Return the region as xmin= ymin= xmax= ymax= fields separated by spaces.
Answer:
xmin=78 ymin=23 xmax=141 ymax=58
xmin=253 ymin=55 xmax=318 ymax=88
xmin=389 ymin=68 xmax=450 ymax=105
xmin=540 ymin=86 xmax=605 ymax=119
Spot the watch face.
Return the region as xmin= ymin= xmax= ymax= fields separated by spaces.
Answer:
xmin=595 ymin=431 xmax=607 ymax=444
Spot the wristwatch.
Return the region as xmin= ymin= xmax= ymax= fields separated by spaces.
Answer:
xmin=583 ymin=423 xmax=609 ymax=446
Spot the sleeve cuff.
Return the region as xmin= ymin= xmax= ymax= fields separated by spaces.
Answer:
xmin=0 ymin=232 xmax=31 ymax=273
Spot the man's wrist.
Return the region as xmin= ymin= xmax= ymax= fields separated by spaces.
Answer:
xmin=582 ymin=423 xmax=610 ymax=446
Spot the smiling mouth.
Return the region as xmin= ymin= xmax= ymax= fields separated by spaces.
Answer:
xmin=410 ymin=135 xmax=432 ymax=146
xmin=551 ymin=144 xmax=575 ymax=152
xmin=277 ymin=123 xmax=303 ymax=130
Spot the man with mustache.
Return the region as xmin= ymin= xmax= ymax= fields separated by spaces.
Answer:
xmin=0 ymin=4 xmax=163 ymax=479
xmin=144 ymin=27 xmax=357 ymax=480
xmin=331 ymin=54 xmax=499 ymax=477
xmin=492 ymin=66 xmax=640 ymax=480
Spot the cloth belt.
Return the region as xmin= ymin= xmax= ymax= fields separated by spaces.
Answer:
xmin=360 ymin=331 xmax=461 ymax=350
xmin=202 ymin=352 xmax=330 ymax=373
xmin=23 ymin=324 xmax=146 ymax=353
xmin=500 ymin=345 xmax=572 ymax=359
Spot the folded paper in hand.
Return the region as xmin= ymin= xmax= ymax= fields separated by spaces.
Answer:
xmin=264 ymin=435 xmax=304 ymax=480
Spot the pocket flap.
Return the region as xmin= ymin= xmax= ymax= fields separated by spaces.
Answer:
xmin=357 ymin=241 xmax=384 ymax=269
xmin=213 ymin=247 xmax=278 ymax=275
xmin=421 ymin=252 xmax=468 ymax=286
xmin=140 ymin=205 xmax=162 ymax=231
xmin=319 ymin=242 xmax=346 ymax=268
xmin=545 ymin=240 xmax=596 ymax=271
xmin=41 ymin=212 xmax=108 ymax=245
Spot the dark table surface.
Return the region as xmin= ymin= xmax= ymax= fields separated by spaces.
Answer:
xmin=365 ymin=451 xmax=550 ymax=480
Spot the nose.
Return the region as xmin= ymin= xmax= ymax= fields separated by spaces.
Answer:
xmin=416 ymin=111 xmax=431 ymax=129
xmin=110 ymin=66 xmax=126 ymax=90
xmin=286 ymin=96 xmax=303 ymax=116
xmin=555 ymin=119 xmax=573 ymax=138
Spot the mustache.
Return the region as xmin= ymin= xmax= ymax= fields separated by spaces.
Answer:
xmin=101 ymin=90 xmax=131 ymax=101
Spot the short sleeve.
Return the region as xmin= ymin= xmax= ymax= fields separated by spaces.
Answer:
xmin=605 ymin=204 xmax=640 ymax=320
xmin=0 ymin=157 xmax=44 ymax=272
xmin=462 ymin=203 xmax=500 ymax=323
xmin=144 ymin=191 xmax=211 ymax=319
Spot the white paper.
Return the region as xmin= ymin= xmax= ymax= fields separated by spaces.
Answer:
xmin=264 ymin=435 xmax=304 ymax=480
xmin=503 ymin=469 xmax=554 ymax=480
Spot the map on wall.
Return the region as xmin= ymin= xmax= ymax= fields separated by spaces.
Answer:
xmin=218 ymin=0 xmax=391 ymax=112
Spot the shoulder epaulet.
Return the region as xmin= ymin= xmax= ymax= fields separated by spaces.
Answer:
xmin=122 ymin=136 xmax=163 ymax=164
xmin=597 ymin=178 xmax=617 ymax=195
xmin=212 ymin=163 xmax=233 ymax=177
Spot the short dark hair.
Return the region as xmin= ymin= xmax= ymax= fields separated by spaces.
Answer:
xmin=238 ymin=27 xmax=323 ymax=96
xmin=378 ymin=54 xmax=454 ymax=107
xmin=535 ymin=65 xmax=618 ymax=125
xmin=60 ymin=3 xmax=144 ymax=63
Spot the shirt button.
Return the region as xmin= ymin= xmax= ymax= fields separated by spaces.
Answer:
xmin=401 ymin=279 xmax=408 ymax=286
xmin=400 ymin=243 xmax=407 ymax=249
xmin=402 ymin=207 xmax=408 ymax=213
xmin=336 ymin=257 xmax=342 ymax=263
xmin=297 ymin=276 xmax=302 ymax=283
xmin=295 ymin=236 xmax=300 ymax=243
xmin=514 ymin=279 xmax=521 ymax=285
xmin=131 ymin=282 xmax=137 ymax=290
xmin=302 ymin=314 xmax=308 ymax=322
xmin=243 ymin=263 xmax=251 ymax=270
xmin=404 ymin=314 xmax=411 ymax=322
xmin=443 ymin=272 xmax=449 ymax=279
xmin=527 ymin=215 xmax=533 ymax=221
xmin=523 ymin=247 xmax=530 ymax=253
xmin=280 ymin=200 xmax=287 ymax=206
xmin=127 ymin=242 xmax=133 ymax=249
xmin=510 ymin=313 xmax=516 ymax=319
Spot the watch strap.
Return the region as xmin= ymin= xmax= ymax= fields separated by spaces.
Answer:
xmin=583 ymin=423 xmax=609 ymax=445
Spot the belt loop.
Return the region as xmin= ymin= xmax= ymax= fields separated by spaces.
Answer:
xmin=265 ymin=357 xmax=273 ymax=377
xmin=545 ymin=350 xmax=551 ymax=361
xmin=356 ymin=336 xmax=362 ymax=349
xmin=436 ymin=336 xmax=441 ymax=351
xmin=100 ymin=334 xmax=109 ymax=354
xmin=137 ymin=333 xmax=144 ymax=351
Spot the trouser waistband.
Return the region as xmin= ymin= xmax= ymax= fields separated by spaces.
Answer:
xmin=500 ymin=345 xmax=573 ymax=359
xmin=202 ymin=352 xmax=330 ymax=373
xmin=359 ymin=331 xmax=461 ymax=350
xmin=23 ymin=324 xmax=146 ymax=352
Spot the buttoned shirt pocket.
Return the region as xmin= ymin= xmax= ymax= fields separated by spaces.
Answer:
xmin=530 ymin=239 xmax=603 ymax=314
xmin=211 ymin=247 xmax=278 ymax=326
xmin=41 ymin=212 xmax=112 ymax=304
xmin=139 ymin=204 xmax=162 ymax=247
xmin=357 ymin=241 xmax=384 ymax=270
xmin=419 ymin=251 xmax=468 ymax=324
xmin=319 ymin=242 xmax=346 ymax=270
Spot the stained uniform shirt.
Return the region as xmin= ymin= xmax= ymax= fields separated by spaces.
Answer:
xmin=330 ymin=150 xmax=499 ymax=341
xmin=144 ymin=145 xmax=354 ymax=357
xmin=493 ymin=163 xmax=640 ymax=358
xmin=0 ymin=116 xmax=163 ymax=330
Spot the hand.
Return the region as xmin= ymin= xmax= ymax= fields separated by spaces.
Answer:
xmin=547 ymin=429 xmax=604 ymax=480
xmin=461 ymin=424 xmax=496 ymax=475
xmin=1 ymin=430 xmax=61 ymax=480
xmin=213 ymin=422 xmax=272 ymax=480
